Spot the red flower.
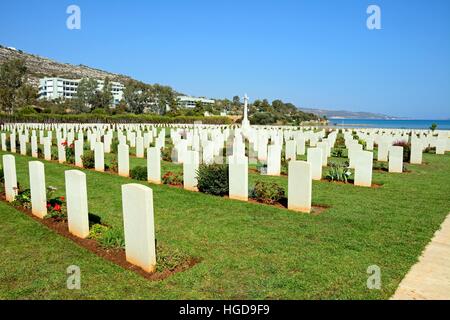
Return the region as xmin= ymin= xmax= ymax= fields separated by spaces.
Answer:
xmin=60 ymin=196 xmax=65 ymax=201
xmin=53 ymin=204 xmax=62 ymax=211
xmin=61 ymin=141 xmax=68 ymax=146
xmin=46 ymin=203 xmax=51 ymax=208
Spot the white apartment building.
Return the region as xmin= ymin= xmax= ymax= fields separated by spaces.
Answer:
xmin=177 ymin=95 xmax=215 ymax=108
xmin=38 ymin=77 xmax=124 ymax=105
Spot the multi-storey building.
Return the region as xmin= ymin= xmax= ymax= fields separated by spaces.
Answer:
xmin=38 ymin=77 xmax=124 ymax=105
xmin=177 ymin=95 xmax=215 ymax=108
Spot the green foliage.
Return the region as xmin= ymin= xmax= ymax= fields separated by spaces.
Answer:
xmin=430 ymin=123 xmax=437 ymax=131
xmin=162 ymin=171 xmax=183 ymax=186
xmin=196 ymin=163 xmax=229 ymax=196
xmin=98 ymin=228 xmax=125 ymax=249
xmin=12 ymin=187 xmax=32 ymax=209
xmin=424 ymin=147 xmax=436 ymax=154
xmin=0 ymin=113 xmax=232 ymax=125
xmin=156 ymin=244 xmax=190 ymax=272
xmin=90 ymin=108 xmax=107 ymax=115
xmin=373 ymin=161 xmax=388 ymax=171
xmin=88 ymin=224 xmax=110 ymax=241
xmin=97 ymin=77 xmax=114 ymax=109
xmin=335 ymin=135 xmax=345 ymax=148
xmin=81 ymin=150 xmax=95 ymax=169
xmin=331 ymin=148 xmax=346 ymax=158
xmin=0 ymin=167 xmax=4 ymax=185
xmin=161 ymin=146 xmax=173 ymax=162
xmin=130 ymin=166 xmax=147 ymax=181
xmin=17 ymin=106 xmax=38 ymax=115
xmin=326 ymin=161 xmax=352 ymax=183
xmin=0 ymin=58 xmax=30 ymax=114
xmin=250 ymin=181 xmax=285 ymax=205
xmin=358 ymin=139 xmax=367 ymax=150
xmin=109 ymin=155 xmax=118 ymax=173
xmin=73 ymin=78 xmax=98 ymax=113
xmin=63 ymin=141 xmax=75 ymax=164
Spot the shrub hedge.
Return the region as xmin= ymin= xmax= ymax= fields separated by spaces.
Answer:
xmin=0 ymin=113 xmax=232 ymax=125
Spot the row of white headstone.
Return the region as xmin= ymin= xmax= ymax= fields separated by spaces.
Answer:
xmin=1 ymin=154 xmax=157 ymax=273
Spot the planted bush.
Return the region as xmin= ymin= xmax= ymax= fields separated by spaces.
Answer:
xmin=250 ymin=181 xmax=285 ymax=205
xmin=81 ymin=150 xmax=95 ymax=169
xmin=161 ymin=146 xmax=173 ymax=162
xmin=331 ymin=148 xmax=346 ymax=158
xmin=162 ymin=171 xmax=183 ymax=186
xmin=12 ymin=187 xmax=32 ymax=209
xmin=326 ymin=161 xmax=352 ymax=183
xmin=130 ymin=166 xmax=147 ymax=181
xmin=63 ymin=141 xmax=75 ymax=164
xmin=196 ymin=163 xmax=229 ymax=196
xmin=45 ymin=186 xmax=67 ymax=221
xmin=98 ymin=228 xmax=125 ymax=249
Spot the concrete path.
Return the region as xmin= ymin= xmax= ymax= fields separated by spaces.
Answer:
xmin=392 ymin=213 xmax=450 ymax=300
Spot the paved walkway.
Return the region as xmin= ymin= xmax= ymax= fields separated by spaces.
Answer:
xmin=392 ymin=213 xmax=450 ymax=300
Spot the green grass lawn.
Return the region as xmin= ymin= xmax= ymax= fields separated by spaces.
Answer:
xmin=0 ymin=147 xmax=449 ymax=299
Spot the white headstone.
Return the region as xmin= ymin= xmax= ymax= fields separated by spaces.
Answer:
xmin=307 ymin=148 xmax=323 ymax=181
xmin=410 ymin=141 xmax=423 ymax=164
xmin=288 ymin=161 xmax=312 ymax=213
xmin=2 ymin=155 xmax=18 ymax=202
xmin=228 ymin=155 xmax=248 ymax=201
xmin=354 ymin=151 xmax=373 ymax=187
xmin=147 ymin=147 xmax=161 ymax=184
xmin=29 ymin=161 xmax=47 ymax=218
xmin=65 ymin=170 xmax=90 ymax=238
xmin=95 ymin=142 xmax=105 ymax=172
xmin=118 ymin=144 xmax=130 ymax=177
xmin=183 ymin=150 xmax=199 ymax=191
xmin=74 ymin=140 xmax=83 ymax=167
xmin=389 ymin=146 xmax=403 ymax=173
xmin=121 ymin=184 xmax=156 ymax=273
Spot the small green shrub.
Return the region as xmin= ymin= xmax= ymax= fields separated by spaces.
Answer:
xmin=81 ymin=150 xmax=95 ymax=169
xmin=250 ymin=181 xmax=285 ymax=204
xmin=161 ymin=147 xmax=173 ymax=162
xmin=13 ymin=188 xmax=32 ymax=209
xmin=373 ymin=161 xmax=388 ymax=171
xmin=63 ymin=142 xmax=75 ymax=164
xmin=196 ymin=163 xmax=229 ymax=196
xmin=98 ymin=228 xmax=125 ymax=249
xmin=326 ymin=161 xmax=352 ymax=183
xmin=111 ymin=139 xmax=119 ymax=154
xmin=250 ymin=181 xmax=285 ymax=205
xmin=130 ymin=166 xmax=147 ymax=181
xmin=156 ymin=244 xmax=191 ymax=272
xmin=88 ymin=224 xmax=110 ymax=241
xmin=332 ymin=148 xmax=346 ymax=158
xmin=424 ymin=147 xmax=436 ymax=154
xmin=0 ymin=168 xmax=4 ymax=185
xmin=162 ymin=171 xmax=183 ymax=186
xmin=109 ymin=156 xmax=118 ymax=173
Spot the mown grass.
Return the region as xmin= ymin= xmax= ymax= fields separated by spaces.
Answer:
xmin=0 ymin=146 xmax=449 ymax=300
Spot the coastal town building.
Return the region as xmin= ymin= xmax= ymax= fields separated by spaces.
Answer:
xmin=177 ymin=95 xmax=215 ymax=108
xmin=38 ymin=77 xmax=124 ymax=104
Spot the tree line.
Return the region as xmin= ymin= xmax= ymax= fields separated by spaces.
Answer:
xmin=0 ymin=58 xmax=321 ymax=125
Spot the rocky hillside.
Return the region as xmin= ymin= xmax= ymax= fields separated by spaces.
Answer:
xmin=299 ymin=107 xmax=399 ymax=119
xmin=0 ymin=45 xmax=132 ymax=87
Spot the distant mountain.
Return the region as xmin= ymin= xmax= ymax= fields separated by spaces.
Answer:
xmin=298 ymin=107 xmax=400 ymax=120
xmin=0 ymin=45 xmax=133 ymax=87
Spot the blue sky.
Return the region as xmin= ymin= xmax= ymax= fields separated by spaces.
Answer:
xmin=1 ymin=0 xmax=449 ymax=118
